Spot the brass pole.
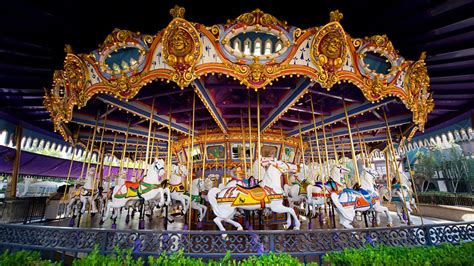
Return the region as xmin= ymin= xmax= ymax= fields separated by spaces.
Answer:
xmin=119 ymin=122 xmax=131 ymax=172
xmin=201 ymin=124 xmax=208 ymax=180
xmin=280 ymin=127 xmax=286 ymax=162
xmin=62 ymin=126 xmax=81 ymax=203
xmin=355 ymin=121 xmax=366 ymax=167
xmin=248 ymin=92 xmax=253 ymax=174
xmin=133 ymin=140 xmax=139 ymax=180
xmin=145 ymin=98 xmax=156 ymax=172
xmin=320 ymin=111 xmax=331 ymax=182
xmin=385 ymin=149 xmax=391 ymax=190
xmin=240 ymin=112 xmax=247 ymax=175
xmin=340 ymin=136 xmax=350 ymax=186
xmin=188 ymin=92 xmax=196 ymax=230
xmin=298 ymin=112 xmax=306 ymax=179
xmin=85 ymin=112 xmax=100 ymax=176
xmin=342 ymin=100 xmax=360 ymax=185
xmin=89 ymin=111 xmax=108 ymax=214
xmin=257 ymin=91 xmax=262 ymax=181
xmin=167 ymin=107 xmax=173 ymax=181
xmin=149 ymin=126 xmax=156 ymax=164
xmin=309 ymin=94 xmax=328 ymax=223
xmin=383 ymin=109 xmax=410 ymax=224
xmin=106 ymin=132 xmax=118 ymax=201
xmin=330 ymin=126 xmax=338 ymax=162
xmin=186 ymin=117 xmax=192 ymax=182
xmin=399 ymin=127 xmax=424 ymax=225
xmin=79 ymin=129 xmax=93 ymax=179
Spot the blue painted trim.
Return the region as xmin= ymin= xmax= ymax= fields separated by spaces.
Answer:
xmin=308 ymin=116 xmax=411 ymax=142
xmin=193 ymin=80 xmax=228 ymax=133
xmin=287 ymin=98 xmax=393 ymax=136
xmin=72 ymin=117 xmax=172 ymax=141
xmin=98 ymin=95 xmax=191 ymax=134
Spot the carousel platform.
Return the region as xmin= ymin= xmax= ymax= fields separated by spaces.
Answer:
xmin=39 ymin=210 xmax=453 ymax=231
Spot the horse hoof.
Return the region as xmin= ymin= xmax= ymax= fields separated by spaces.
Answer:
xmin=237 ymin=226 xmax=243 ymax=231
xmin=221 ymin=235 xmax=228 ymax=240
xmin=386 ymin=223 xmax=392 ymax=228
xmin=91 ymin=213 xmax=96 ymax=217
xmin=283 ymin=225 xmax=289 ymax=230
xmin=293 ymin=226 xmax=300 ymax=230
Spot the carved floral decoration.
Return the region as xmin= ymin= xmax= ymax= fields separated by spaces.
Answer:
xmin=162 ymin=6 xmax=202 ymax=89
xmin=310 ymin=11 xmax=346 ymax=89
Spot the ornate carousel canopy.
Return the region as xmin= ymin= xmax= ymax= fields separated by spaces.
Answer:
xmin=2 ymin=1 xmax=473 ymax=169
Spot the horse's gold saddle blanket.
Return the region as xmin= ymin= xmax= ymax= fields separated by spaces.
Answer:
xmin=233 ymin=185 xmax=269 ymax=208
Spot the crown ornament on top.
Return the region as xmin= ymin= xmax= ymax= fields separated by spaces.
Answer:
xmin=329 ymin=10 xmax=343 ymax=22
xmin=170 ymin=5 xmax=185 ymax=19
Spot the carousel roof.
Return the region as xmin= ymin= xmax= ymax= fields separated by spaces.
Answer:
xmin=1 ymin=0 xmax=473 ymax=160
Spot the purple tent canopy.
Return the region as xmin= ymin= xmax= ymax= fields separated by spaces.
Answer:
xmin=0 ymin=146 xmax=146 ymax=181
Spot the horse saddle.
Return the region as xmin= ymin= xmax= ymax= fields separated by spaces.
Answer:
xmin=124 ymin=180 xmax=142 ymax=198
xmin=169 ymin=183 xmax=185 ymax=193
xmin=234 ymin=185 xmax=269 ymax=208
xmin=354 ymin=188 xmax=372 ymax=208
xmin=298 ymin=182 xmax=309 ymax=194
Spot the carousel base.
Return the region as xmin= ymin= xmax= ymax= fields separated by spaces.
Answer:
xmin=40 ymin=210 xmax=453 ymax=230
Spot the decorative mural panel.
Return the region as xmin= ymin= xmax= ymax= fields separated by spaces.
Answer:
xmin=281 ymin=146 xmax=296 ymax=163
xmin=206 ymin=144 xmax=226 ymax=160
xmin=261 ymin=144 xmax=280 ymax=159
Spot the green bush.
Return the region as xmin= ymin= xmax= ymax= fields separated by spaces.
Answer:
xmin=323 ymin=242 xmax=474 ymax=266
xmin=71 ymin=246 xmax=144 ymax=266
xmin=0 ymin=249 xmax=59 ymax=266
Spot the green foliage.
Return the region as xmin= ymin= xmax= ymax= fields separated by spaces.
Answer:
xmin=0 ymin=249 xmax=59 ymax=266
xmin=323 ymin=242 xmax=474 ymax=266
xmin=71 ymin=246 xmax=144 ymax=266
xmin=147 ymin=250 xmax=205 ymax=266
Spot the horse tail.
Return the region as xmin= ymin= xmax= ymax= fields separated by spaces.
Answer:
xmin=207 ymin=187 xmax=224 ymax=218
xmin=330 ymin=192 xmax=353 ymax=221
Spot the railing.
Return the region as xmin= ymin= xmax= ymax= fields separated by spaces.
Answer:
xmin=0 ymin=222 xmax=472 ymax=264
xmin=417 ymin=193 xmax=474 ymax=207
xmin=0 ymin=197 xmax=47 ymax=224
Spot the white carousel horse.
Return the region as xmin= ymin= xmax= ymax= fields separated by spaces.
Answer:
xmin=79 ymin=167 xmax=99 ymax=214
xmin=169 ymin=164 xmax=190 ymax=215
xmin=64 ymin=184 xmax=83 ymax=217
xmin=305 ymin=163 xmax=347 ymax=218
xmin=100 ymin=159 xmax=171 ymax=227
xmin=283 ymin=164 xmax=315 ymax=211
xmin=189 ymin=178 xmax=207 ymax=222
xmin=390 ymin=170 xmax=417 ymax=224
xmin=208 ymin=158 xmax=300 ymax=233
xmin=330 ymin=165 xmax=393 ymax=229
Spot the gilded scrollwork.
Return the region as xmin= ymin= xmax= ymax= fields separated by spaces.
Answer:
xmin=227 ymin=9 xmax=287 ymax=28
xmin=404 ymin=52 xmax=434 ymax=131
xmin=162 ymin=11 xmax=202 ymax=88
xmin=310 ymin=14 xmax=347 ymax=89
xmin=225 ymin=60 xmax=288 ymax=89
xmin=44 ymin=7 xmax=433 ymax=140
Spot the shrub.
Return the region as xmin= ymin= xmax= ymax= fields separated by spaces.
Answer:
xmin=323 ymin=242 xmax=474 ymax=266
xmin=0 ymin=249 xmax=59 ymax=266
xmin=71 ymin=246 xmax=144 ymax=266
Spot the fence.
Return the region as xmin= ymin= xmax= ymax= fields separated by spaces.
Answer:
xmin=0 ymin=197 xmax=47 ymax=224
xmin=0 ymin=222 xmax=472 ymax=264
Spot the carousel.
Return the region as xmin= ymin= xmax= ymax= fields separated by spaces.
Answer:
xmin=43 ymin=6 xmax=433 ymax=232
